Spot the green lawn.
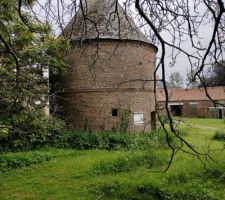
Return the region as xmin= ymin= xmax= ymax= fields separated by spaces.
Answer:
xmin=1 ymin=118 xmax=225 ymax=200
xmin=181 ymin=117 xmax=225 ymax=129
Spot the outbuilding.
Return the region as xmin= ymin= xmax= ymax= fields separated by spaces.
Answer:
xmin=157 ymin=87 xmax=225 ymax=119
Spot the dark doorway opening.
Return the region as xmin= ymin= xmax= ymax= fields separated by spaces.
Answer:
xmin=170 ymin=105 xmax=183 ymax=116
xmin=151 ymin=111 xmax=156 ymax=130
xmin=219 ymin=109 xmax=223 ymax=119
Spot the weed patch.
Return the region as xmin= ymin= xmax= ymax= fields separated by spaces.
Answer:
xmin=91 ymin=152 xmax=166 ymax=175
xmin=213 ymin=129 xmax=225 ymax=141
xmin=56 ymin=130 xmax=135 ymax=150
xmin=167 ymin=171 xmax=191 ymax=184
xmin=55 ymin=130 xmax=171 ymax=151
xmin=0 ymin=149 xmax=78 ymax=172
xmin=204 ymin=168 xmax=225 ymax=183
xmin=96 ymin=182 xmax=216 ymax=200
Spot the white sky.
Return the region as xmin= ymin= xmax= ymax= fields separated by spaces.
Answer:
xmin=35 ymin=0 xmax=224 ymax=82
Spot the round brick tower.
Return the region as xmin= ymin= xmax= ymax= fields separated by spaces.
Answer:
xmin=52 ymin=0 xmax=157 ymax=132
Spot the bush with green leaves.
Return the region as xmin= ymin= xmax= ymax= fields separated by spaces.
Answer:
xmin=212 ymin=129 xmax=225 ymax=141
xmin=55 ymin=130 xmax=135 ymax=150
xmin=133 ymin=129 xmax=174 ymax=150
xmin=204 ymin=168 xmax=225 ymax=183
xmin=0 ymin=0 xmax=69 ymax=152
xmin=0 ymin=122 xmax=172 ymax=152
xmin=54 ymin=129 xmax=173 ymax=150
xmin=0 ymin=109 xmax=65 ymax=151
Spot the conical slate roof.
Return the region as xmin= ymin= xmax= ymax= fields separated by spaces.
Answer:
xmin=63 ymin=0 xmax=151 ymax=44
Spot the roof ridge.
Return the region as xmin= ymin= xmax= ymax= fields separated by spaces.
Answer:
xmin=157 ymin=86 xmax=225 ymax=102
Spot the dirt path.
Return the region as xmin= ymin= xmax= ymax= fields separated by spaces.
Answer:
xmin=174 ymin=120 xmax=218 ymax=131
xmin=190 ymin=124 xmax=218 ymax=131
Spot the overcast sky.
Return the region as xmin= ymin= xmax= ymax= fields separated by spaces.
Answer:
xmin=35 ymin=0 xmax=224 ymax=82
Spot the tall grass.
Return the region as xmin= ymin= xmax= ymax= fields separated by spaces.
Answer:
xmin=0 ymin=149 xmax=78 ymax=172
xmin=213 ymin=129 xmax=225 ymax=141
xmin=91 ymin=152 xmax=166 ymax=175
xmin=54 ymin=129 xmax=173 ymax=150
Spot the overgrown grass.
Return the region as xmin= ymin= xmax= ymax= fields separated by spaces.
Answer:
xmin=54 ymin=129 xmax=172 ymax=150
xmin=0 ymin=148 xmax=225 ymax=199
xmin=91 ymin=151 xmax=167 ymax=175
xmin=0 ymin=150 xmax=225 ymax=200
xmin=1 ymin=118 xmax=225 ymax=199
xmin=96 ymin=182 xmax=217 ymax=200
xmin=0 ymin=129 xmax=173 ymax=153
xmin=0 ymin=148 xmax=81 ymax=172
xmin=213 ymin=129 xmax=225 ymax=141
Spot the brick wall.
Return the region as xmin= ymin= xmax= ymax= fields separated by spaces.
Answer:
xmin=182 ymin=101 xmax=212 ymax=118
xmin=58 ymin=90 xmax=155 ymax=132
xmin=157 ymin=100 xmax=225 ymax=118
xmin=52 ymin=39 xmax=157 ymax=132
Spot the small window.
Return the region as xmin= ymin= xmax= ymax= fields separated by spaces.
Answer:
xmin=112 ymin=109 xmax=118 ymax=116
xmin=134 ymin=112 xmax=144 ymax=125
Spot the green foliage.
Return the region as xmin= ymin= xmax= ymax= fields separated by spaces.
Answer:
xmin=0 ymin=0 xmax=69 ymax=152
xmin=92 ymin=157 xmax=134 ymax=174
xmin=204 ymin=168 xmax=225 ymax=183
xmin=182 ymin=117 xmax=225 ymax=129
xmin=167 ymin=171 xmax=192 ymax=184
xmin=119 ymin=107 xmax=132 ymax=133
xmin=54 ymin=129 xmax=171 ymax=151
xmin=133 ymin=130 xmax=173 ymax=150
xmin=159 ymin=115 xmax=170 ymax=124
xmin=0 ymin=109 xmax=65 ymax=151
xmin=0 ymin=149 xmax=77 ymax=172
xmin=91 ymin=153 xmax=165 ymax=175
xmin=213 ymin=129 xmax=225 ymax=141
xmin=98 ymin=182 xmax=216 ymax=200
xmin=177 ymin=128 xmax=189 ymax=136
xmin=55 ymin=130 xmax=135 ymax=150
xmin=1 ymin=118 xmax=225 ymax=200
xmin=0 ymin=125 xmax=171 ymax=152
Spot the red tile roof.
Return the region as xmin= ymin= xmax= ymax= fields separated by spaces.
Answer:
xmin=157 ymin=86 xmax=225 ymax=102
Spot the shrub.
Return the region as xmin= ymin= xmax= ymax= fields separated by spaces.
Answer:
xmin=0 ymin=110 xmax=65 ymax=151
xmin=55 ymin=130 xmax=135 ymax=150
xmin=0 ymin=123 xmax=173 ymax=152
xmin=212 ymin=129 xmax=225 ymax=141
xmin=204 ymin=168 xmax=225 ymax=183
xmin=54 ymin=129 xmax=172 ymax=151
xmin=159 ymin=115 xmax=170 ymax=124
xmin=133 ymin=129 xmax=173 ymax=150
